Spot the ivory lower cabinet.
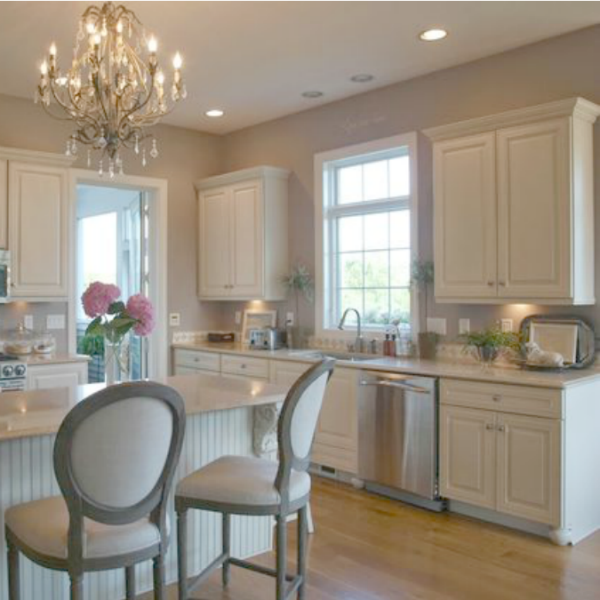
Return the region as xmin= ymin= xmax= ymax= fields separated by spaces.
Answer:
xmin=26 ymin=362 xmax=88 ymax=391
xmin=439 ymin=377 xmax=600 ymax=545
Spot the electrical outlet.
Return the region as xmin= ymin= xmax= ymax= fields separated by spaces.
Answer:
xmin=169 ymin=313 xmax=181 ymax=327
xmin=501 ymin=318 xmax=514 ymax=333
xmin=24 ymin=315 xmax=34 ymax=330
xmin=459 ymin=318 xmax=470 ymax=335
xmin=286 ymin=312 xmax=295 ymax=326
xmin=46 ymin=314 xmax=65 ymax=330
xmin=235 ymin=311 xmax=242 ymax=326
xmin=426 ymin=317 xmax=447 ymax=336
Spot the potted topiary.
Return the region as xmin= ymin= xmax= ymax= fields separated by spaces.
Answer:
xmin=282 ymin=263 xmax=314 ymax=349
xmin=411 ymin=259 xmax=439 ymax=359
xmin=462 ymin=327 xmax=522 ymax=364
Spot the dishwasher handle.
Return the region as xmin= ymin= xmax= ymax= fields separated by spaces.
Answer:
xmin=359 ymin=379 xmax=431 ymax=395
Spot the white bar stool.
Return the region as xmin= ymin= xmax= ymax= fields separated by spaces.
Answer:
xmin=175 ymin=359 xmax=335 ymax=600
xmin=4 ymin=381 xmax=186 ymax=600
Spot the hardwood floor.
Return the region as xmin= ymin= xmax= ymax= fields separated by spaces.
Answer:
xmin=144 ymin=477 xmax=600 ymax=600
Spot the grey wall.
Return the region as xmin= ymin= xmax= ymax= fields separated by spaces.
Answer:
xmin=218 ymin=25 xmax=600 ymax=339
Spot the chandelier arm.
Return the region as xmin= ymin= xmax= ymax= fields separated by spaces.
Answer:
xmin=47 ymin=79 xmax=101 ymax=132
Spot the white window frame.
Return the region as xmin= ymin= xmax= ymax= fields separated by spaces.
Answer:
xmin=314 ymin=132 xmax=419 ymax=341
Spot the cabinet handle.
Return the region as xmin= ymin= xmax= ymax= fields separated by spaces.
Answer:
xmin=487 ymin=281 xmax=494 ymax=287
xmin=485 ymin=423 xmax=495 ymax=430
xmin=497 ymin=425 xmax=506 ymax=432
xmin=492 ymin=395 xmax=501 ymax=402
xmin=499 ymin=281 xmax=506 ymax=287
xmin=240 ymin=364 xmax=247 ymax=369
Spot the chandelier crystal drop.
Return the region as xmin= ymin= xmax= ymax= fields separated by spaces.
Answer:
xmin=35 ymin=2 xmax=186 ymax=176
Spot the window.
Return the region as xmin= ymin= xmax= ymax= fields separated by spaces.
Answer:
xmin=315 ymin=133 xmax=418 ymax=336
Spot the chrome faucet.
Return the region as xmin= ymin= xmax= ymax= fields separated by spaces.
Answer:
xmin=338 ymin=308 xmax=364 ymax=353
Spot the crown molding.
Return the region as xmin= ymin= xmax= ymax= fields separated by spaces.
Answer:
xmin=195 ymin=165 xmax=290 ymax=191
xmin=0 ymin=145 xmax=75 ymax=167
xmin=423 ymin=97 xmax=600 ymax=142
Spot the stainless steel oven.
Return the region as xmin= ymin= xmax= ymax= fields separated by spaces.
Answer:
xmin=0 ymin=250 xmax=10 ymax=303
xmin=358 ymin=370 xmax=445 ymax=511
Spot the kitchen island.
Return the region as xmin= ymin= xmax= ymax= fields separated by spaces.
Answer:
xmin=0 ymin=373 xmax=289 ymax=600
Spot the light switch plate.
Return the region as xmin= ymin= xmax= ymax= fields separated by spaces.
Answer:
xmin=24 ymin=315 xmax=34 ymax=330
xmin=427 ymin=317 xmax=447 ymax=336
xmin=286 ymin=312 xmax=295 ymax=326
xmin=169 ymin=313 xmax=181 ymax=327
xmin=459 ymin=318 xmax=471 ymax=335
xmin=501 ymin=318 xmax=514 ymax=333
xmin=47 ymin=314 xmax=65 ymax=330
xmin=235 ymin=311 xmax=242 ymax=326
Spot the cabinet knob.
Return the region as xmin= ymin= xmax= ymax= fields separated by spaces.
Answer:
xmin=240 ymin=364 xmax=247 ymax=369
xmin=487 ymin=281 xmax=494 ymax=287
xmin=493 ymin=395 xmax=501 ymax=402
xmin=485 ymin=423 xmax=495 ymax=430
xmin=499 ymin=281 xmax=506 ymax=287
xmin=497 ymin=425 xmax=506 ymax=432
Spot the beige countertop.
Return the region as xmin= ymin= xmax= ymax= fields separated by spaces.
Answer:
xmin=22 ymin=353 xmax=91 ymax=366
xmin=172 ymin=342 xmax=600 ymax=389
xmin=0 ymin=373 xmax=288 ymax=442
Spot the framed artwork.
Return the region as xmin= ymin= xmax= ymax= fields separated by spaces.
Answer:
xmin=529 ymin=322 xmax=578 ymax=364
xmin=241 ymin=309 xmax=277 ymax=344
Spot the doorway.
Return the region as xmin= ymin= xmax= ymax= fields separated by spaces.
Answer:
xmin=69 ymin=171 xmax=168 ymax=381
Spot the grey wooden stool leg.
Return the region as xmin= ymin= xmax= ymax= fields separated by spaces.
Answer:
xmin=177 ymin=509 xmax=188 ymax=600
xmin=275 ymin=514 xmax=288 ymax=600
xmin=222 ymin=513 xmax=231 ymax=586
xmin=70 ymin=574 xmax=84 ymax=600
xmin=125 ymin=565 xmax=136 ymax=599
xmin=153 ymin=554 xmax=166 ymax=600
xmin=298 ymin=506 xmax=308 ymax=600
xmin=7 ymin=539 xmax=20 ymax=600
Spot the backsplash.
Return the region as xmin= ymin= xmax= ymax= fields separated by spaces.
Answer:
xmin=0 ymin=302 xmax=69 ymax=353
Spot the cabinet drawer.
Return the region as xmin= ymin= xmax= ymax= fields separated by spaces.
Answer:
xmin=441 ymin=379 xmax=563 ymax=419
xmin=174 ymin=349 xmax=220 ymax=373
xmin=221 ymin=355 xmax=269 ymax=379
xmin=312 ymin=442 xmax=358 ymax=474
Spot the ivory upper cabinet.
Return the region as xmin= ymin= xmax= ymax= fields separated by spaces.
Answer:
xmin=196 ymin=166 xmax=289 ymax=301
xmin=426 ymin=97 xmax=600 ymax=305
xmin=0 ymin=160 xmax=7 ymax=249
xmin=433 ymin=133 xmax=497 ymax=298
xmin=8 ymin=161 xmax=69 ymax=299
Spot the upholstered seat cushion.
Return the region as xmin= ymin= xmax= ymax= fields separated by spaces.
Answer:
xmin=5 ymin=496 xmax=162 ymax=560
xmin=176 ymin=455 xmax=311 ymax=507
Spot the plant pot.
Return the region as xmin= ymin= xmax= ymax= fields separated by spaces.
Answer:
xmin=418 ymin=332 xmax=438 ymax=360
xmin=476 ymin=345 xmax=500 ymax=364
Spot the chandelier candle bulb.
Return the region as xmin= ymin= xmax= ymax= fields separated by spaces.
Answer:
xmin=147 ymin=36 xmax=158 ymax=54
xmin=173 ymin=52 xmax=183 ymax=70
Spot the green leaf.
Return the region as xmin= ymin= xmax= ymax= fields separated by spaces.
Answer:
xmin=85 ymin=317 xmax=103 ymax=337
xmin=107 ymin=301 xmax=125 ymax=315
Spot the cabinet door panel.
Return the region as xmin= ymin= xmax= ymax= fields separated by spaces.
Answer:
xmin=198 ymin=188 xmax=231 ymax=297
xmin=440 ymin=406 xmax=496 ymax=508
xmin=496 ymin=414 xmax=561 ymax=525
xmin=0 ymin=160 xmax=7 ymax=249
xmin=497 ymin=119 xmax=571 ymax=299
xmin=313 ymin=368 xmax=358 ymax=472
xmin=9 ymin=162 xmax=68 ymax=297
xmin=230 ymin=181 xmax=263 ymax=297
xmin=270 ymin=360 xmax=310 ymax=385
xmin=434 ymin=133 xmax=497 ymax=299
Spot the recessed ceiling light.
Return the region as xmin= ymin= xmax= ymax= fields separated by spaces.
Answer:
xmin=350 ymin=74 xmax=374 ymax=83
xmin=419 ymin=28 xmax=448 ymax=42
xmin=205 ymin=109 xmax=224 ymax=118
xmin=301 ymin=91 xmax=324 ymax=99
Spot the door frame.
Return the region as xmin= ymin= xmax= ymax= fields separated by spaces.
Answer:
xmin=68 ymin=169 xmax=169 ymax=379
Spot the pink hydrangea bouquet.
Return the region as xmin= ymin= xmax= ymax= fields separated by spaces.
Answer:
xmin=81 ymin=281 xmax=155 ymax=342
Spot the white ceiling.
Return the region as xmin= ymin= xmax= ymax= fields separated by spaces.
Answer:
xmin=0 ymin=2 xmax=599 ymax=135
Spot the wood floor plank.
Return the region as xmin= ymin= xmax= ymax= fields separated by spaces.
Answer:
xmin=141 ymin=478 xmax=600 ymax=600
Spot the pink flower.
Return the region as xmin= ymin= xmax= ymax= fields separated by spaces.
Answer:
xmin=126 ymin=294 xmax=155 ymax=337
xmin=81 ymin=282 xmax=121 ymax=318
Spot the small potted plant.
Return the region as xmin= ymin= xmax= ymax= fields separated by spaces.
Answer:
xmin=462 ymin=327 xmax=522 ymax=364
xmin=282 ymin=263 xmax=314 ymax=349
xmin=411 ymin=259 xmax=439 ymax=359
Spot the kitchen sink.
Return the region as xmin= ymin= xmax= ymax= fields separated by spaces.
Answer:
xmin=290 ymin=350 xmax=381 ymax=363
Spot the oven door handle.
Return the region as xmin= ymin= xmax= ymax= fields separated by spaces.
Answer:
xmin=359 ymin=380 xmax=430 ymax=394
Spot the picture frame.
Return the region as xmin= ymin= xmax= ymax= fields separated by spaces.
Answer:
xmin=529 ymin=322 xmax=579 ymax=364
xmin=241 ymin=309 xmax=277 ymax=344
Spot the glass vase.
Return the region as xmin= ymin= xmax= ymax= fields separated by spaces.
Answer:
xmin=104 ymin=335 xmax=131 ymax=385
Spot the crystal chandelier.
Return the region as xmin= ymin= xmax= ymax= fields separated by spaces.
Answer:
xmin=35 ymin=2 xmax=186 ymax=176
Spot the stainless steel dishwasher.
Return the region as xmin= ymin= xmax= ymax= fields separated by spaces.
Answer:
xmin=357 ymin=370 xmax=445 ymax=511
